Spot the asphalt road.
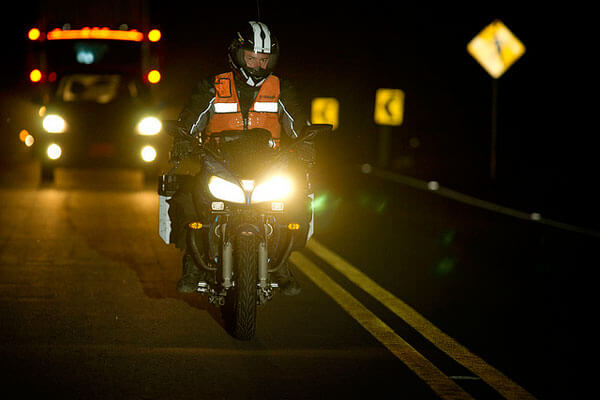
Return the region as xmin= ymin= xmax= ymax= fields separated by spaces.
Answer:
xmin=0 ymin=164 xmax=590 ymax=399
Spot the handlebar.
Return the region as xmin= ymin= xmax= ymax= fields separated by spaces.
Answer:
xmin=163 ymin=120 xmax=332 ymax=165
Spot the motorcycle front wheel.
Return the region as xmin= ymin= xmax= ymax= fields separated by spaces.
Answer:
xmin=224 ymin=234 xmax=258 ymax=340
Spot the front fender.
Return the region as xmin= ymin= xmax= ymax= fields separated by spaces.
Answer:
xmin=229 ymin=222 xmax=262 ymax=238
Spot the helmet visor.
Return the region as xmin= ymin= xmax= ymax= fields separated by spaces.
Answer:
xmin=243 ymin=50 xmax=270 ymax=69
xmin=242 ymin=50 xmax=271 ymax=80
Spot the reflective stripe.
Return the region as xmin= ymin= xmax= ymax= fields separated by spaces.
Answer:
xmin=253 ymin=102 xmax=278 ymax=112
xmin=214 ymin=103 xmax=238 ymax=113
xmin=278 ymin=99 xmax=298 ymax=138
xmin=191 ymin=97 xmax=215 ymax=136
xmin=249 ymin=21 xmax=271 ymax=53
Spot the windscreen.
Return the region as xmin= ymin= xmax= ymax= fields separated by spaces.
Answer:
xmin=44 ymin=39 xmax=141 ymax=73
xmin=56 ymin=74 xmax=123 ymax=104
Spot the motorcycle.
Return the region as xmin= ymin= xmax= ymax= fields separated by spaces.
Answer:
xmin=158 ymin=122 xmax=332 ymax=340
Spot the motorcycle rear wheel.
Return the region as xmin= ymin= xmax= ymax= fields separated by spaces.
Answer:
xmin=225 ymin=234 xmax=258 ymax=340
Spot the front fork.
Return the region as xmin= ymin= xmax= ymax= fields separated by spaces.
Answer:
xmin=200 ymin=218 xmax=277 ymax=305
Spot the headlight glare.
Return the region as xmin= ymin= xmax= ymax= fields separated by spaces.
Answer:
xmin=47 ymin=143 xmax=62 ymax=160
xmin=42 ymin=114 xmax=66 ymax=133
xmin=137 ymin=116 xmax=162 ymax=135
xmin=251 ymin=175 xmax=293 ymax=203
xmin=141 ymin=145 xmax=157 ymax=162
xmin=208 ymin=176 xmax=245 ymax=203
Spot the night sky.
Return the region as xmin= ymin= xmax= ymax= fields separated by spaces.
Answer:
xmin=1 ymin=2 xmax=597 ymax=228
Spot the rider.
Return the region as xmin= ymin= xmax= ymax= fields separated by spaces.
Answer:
xmin=170 ymin=21 xmax=311 ymax=296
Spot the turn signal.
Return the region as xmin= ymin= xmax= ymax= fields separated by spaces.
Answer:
xmin=288 ymin=223 xmax=300 ymax=230
xmin=188 ymin=222 xmax=203 ymax=230
xmin=19 ymin=129 xmax=30 ymax=142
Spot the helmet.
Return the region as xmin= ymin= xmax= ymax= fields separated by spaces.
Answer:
xmin=228 ymin=21 xmax=279 ymax=87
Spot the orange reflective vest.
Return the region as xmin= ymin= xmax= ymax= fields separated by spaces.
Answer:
xmin=206 ymin=72 xmax=281 ymax=145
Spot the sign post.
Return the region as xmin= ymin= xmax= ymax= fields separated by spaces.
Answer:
xmin=467 ymin=19 xmax=525 ymax=180
xmin=374 ymin=88 xmax=404 ymax=168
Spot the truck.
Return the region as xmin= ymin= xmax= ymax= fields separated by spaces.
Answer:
xmin=25 ymin=0 xmax=167 ymax=180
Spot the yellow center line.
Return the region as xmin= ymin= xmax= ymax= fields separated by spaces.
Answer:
xmin=290 ymin=252 xmax=474 ymax=400
xmin=305 ymin=239 xmax=537 ymax=400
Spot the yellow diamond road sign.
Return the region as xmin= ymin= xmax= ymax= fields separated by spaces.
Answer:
xmin=374 ymin=88 xmax=404 ymax=126
xmin=467 ymin=20 xmax=525 ymax=79
xmin=311 ymin=97 xmax=339 ymax=130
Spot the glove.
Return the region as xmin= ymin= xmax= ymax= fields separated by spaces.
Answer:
xmin=294 ymin=140 xmax=316 ymax=164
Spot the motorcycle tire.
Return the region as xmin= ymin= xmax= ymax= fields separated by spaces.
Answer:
xmin=225 ymin=234 xmax=258 ymax=340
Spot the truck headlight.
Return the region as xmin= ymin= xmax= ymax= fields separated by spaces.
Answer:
xmin=137 ymin=116 xmax=162 ymax=135
xmin=47 ymin=143 xmax=62 ymax=160
xmin=208 ymin=176 xmax=245 ymax=203
xmin=141 ymin=145 xmax=157 ymax=162
xmin=42 ymin=114 xmax=66 ymax=133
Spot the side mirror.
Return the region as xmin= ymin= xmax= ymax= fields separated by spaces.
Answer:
xmin=276 ymin=123 xmax=333 ymax=159
xmin=300 ymin=124 xmax=333 ymax=140
xmin=162 ymin=120 xmax=188 ymax=138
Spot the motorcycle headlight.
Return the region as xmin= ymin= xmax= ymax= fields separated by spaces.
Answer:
xmin=251 ymin=175 xmax=293 ymax=203
xmin=208 ymin=176 xmax=245 ymax=203
xmin=42 ymin=114 xmax=66 ymax=133
xmin=137 ymin=116 xmax=162 ymax=135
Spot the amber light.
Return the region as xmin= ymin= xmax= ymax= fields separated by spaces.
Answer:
xmin=28 ymin=28 xmax=41 ymax=40
xmin=147 ymin=69 xmax=161 ymax=84
xmin=19 ymin=129 xmax=30 ymax=142
xmin=30 ymin=69 xmax=42 ymax=82
xmin=148 ymin=29 xmax=161 ymax=42
xmin=188 ymin=222 xmax=203 ymax=230
xmin=46 ymin=27 xmax=143 ymax=42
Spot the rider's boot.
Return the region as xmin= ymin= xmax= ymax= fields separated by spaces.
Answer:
xmin=177 ymin=253 xmax=203 ymax=293
xmin=272 ymin=261 xmax=301 ymax=296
